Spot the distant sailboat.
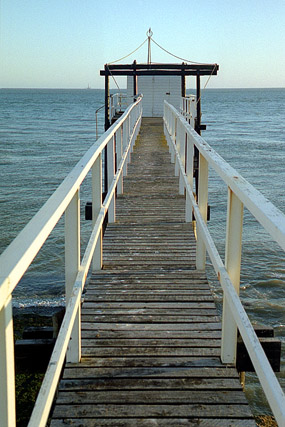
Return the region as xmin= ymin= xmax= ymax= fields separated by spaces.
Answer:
xmin=87 ymin=83 xmax=91 ymax=90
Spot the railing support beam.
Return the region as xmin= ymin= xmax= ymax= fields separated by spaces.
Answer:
xmin=221 ymin=189 xmax=244 ymax=364
xmin=65 ymin=190 xmax=81 ymax=363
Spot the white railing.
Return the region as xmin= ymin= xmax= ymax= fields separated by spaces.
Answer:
xmin=110 ymin=93 xmax=134 ymax=120
xmin=164 ymin=100 xmax=285 ymax=426
xmin=180 ymin=94 xmax=196 ymax=128
xmin=0 ymin=96 xmax=143 ymax=427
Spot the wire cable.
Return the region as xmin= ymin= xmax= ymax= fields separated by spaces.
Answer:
xmin=151 ymin=37 xmax=212 ymax=65
xmin=108 ymin=38 xmax=148 ymax=65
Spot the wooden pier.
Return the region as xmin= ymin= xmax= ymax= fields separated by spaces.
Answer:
xmin=50 ymin=118 xmax=255 ymax=426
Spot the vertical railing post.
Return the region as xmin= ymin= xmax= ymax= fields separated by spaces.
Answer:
xmin=123 ymin=120 xmax=128 ymax=177
xmin=185 ymin=132 xmax=194 ymax=222
xmin=65 ymin=189 xmax=80 ymax=363
xmin=107 ymin=136 xmax=116 ymax=223
xmin=0 ymin=296 xmax=16 ymax=427
xmin=196 ymin=153 xmax=208 ymax=269
xmin=174 ymin=117 xmax=179 ymax=177
xmin=92 ymin=154 xmax=102 ymax=271
xmin=221 ymin=189 xmax=244 ymax=363
xmin=179 ymin=123 xmax=185 ymax=196
xmin=116 ymin=127 xmax=123 ymax=195
xmin=127 ymin=116 xmax=131 ymax=162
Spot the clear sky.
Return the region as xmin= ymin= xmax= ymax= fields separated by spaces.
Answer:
xmin=1 ymin=0 xmax=284 ymax=89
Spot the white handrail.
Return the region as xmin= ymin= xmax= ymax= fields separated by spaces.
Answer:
xmin=164 ymin=100 xmax=285 ymax=426
xmin=0 ymin=95 xmax=143 ymax=427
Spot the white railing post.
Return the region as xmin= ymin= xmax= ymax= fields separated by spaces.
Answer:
xmin=92 ymin=154 xmax=102 ymax=271
xmin=116 ymin=127 xmax=123 ymax=195
xmin=174 ymin=117 xmax=179 ymax=177
xmin=196 ymin=153 xmax=208 ymax=269
xmin=107 ymin=136 xmax=116 ymax=223
xmin=123 ymin=119 xmax=128 ymax=177
xmin=221 ymin=189 xmax=244 ymax=364
xmin=0 ymin=296 xmax=16 ymax=427
xmin=179 ymin=124 xmax=186 ymax=195
xmin=65 ymin=190 xmax=81 ymax=363
xmin=185 ymin=132 xmax=194 ymax=222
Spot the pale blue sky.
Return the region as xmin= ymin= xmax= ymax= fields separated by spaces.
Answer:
xmin=1 ymin=0 xmax=284 ymax=89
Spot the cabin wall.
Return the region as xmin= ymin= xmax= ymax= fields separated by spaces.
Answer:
xmin=127 ymin=75 xmax=181 ymax=117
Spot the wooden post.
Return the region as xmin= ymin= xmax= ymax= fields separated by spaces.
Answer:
xmin=104 ymin=65 xmax=110 ymax=200
xmin=133 ymin=60 xmax=137 ymax=101
xmin=116 ymin=127 xmax=123 ymax=195
xmin=0 ymin=296 xmax=16 ymax=427
xmin=92 ymin=154 xmax=102 ymax=271
xmin=194 ymin=74 xmax=201 ymax=198
xmin=107 ymin=136 xmax=116 ymax=222
xmin=185 ymin=133 xmax=194 ymax=222
xmin=221 ymin=189 xmax=244 ymax=364
xmin=196 ymin=153 xmax=208 ymax=269
xmin=65 ymin=190 xmax=81 ymax=363
xmin=104 ymin=65 xmax=110 ymax=131
xmin=181 ymin=62 xmax=186 ymax=98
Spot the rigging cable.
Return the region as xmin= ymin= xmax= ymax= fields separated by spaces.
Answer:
xmin=107 ymin=38 xmax=148 ymax=65
xmin=151 ymin=37 xmax=212 ymax=65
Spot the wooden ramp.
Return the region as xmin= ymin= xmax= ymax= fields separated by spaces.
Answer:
xmin=51 ymin=118 xmax=255 ymax=426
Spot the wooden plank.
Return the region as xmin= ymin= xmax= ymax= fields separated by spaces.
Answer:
xmin=81 ymin=338 xmax=221 ymax=347
xmin=62 ymin=366 xmax=238 ymax=379
xmin=51 ymin=418 xmax=256 ymax=426
xmin=52 ymin=403 xmax=253 ymax=418
xmin=67 ymin=356 xmax=225 ymax=368
xmin=55 ymin=389 xmax=249 ymax=404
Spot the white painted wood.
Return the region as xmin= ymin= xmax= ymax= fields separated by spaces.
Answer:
xmin=116 ymin=128 xmax=123 ymax=195
xmin=196 ymin=154 xmax=208 ymax=270
xmin=65 ymin=190 xmax=81 ymax=363
xmin=0 ymin=96 xmax=143 ymax=427
xmin=0 ymin=96 xmax=143 ymax=311
xmin=221 ymin=189 xmax=244 ymax=364
xmin=178 ymin=123 xmax=185 ymax=195
xmin=165 ymin=101 xmax=285 ymax=251
xmin=107 ymin=136 xmax=116 ymax=223
xmin=0 ymin=296 xmax=16 ymax=427
xmin=92 ymin=154 xmax=102 ymax=271
xmin=164 ymin=101 xmax=285 ymax=424
xmin=127 ymin=75 xmax=180 ymax=117
xmin=185 ymin=132 xmax=194 ymax=222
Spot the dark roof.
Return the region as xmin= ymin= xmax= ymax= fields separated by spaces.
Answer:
xmin=100 ymin=63 xmax=219 ymax=77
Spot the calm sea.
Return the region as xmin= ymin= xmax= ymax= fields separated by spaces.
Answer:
xmin=0 ymin=88 xmax=284 ymax=414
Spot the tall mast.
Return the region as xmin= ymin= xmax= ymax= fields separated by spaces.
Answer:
xmin=147 ymin=28 xmax=153 ymax=64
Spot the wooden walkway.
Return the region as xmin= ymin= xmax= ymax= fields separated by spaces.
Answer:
xmin=51 ymin=118 xmax=255 ymax=426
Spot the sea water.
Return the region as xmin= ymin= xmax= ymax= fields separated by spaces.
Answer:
xmin=0 ymin=87 xmax=284 ymax=415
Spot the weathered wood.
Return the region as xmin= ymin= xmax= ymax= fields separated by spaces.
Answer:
xmin=55 ymin=389 xmax=249 ymax=404
xmin=51 ymin=118 xmax=254 ymax=425
xmin=52 ymin=403 xmax=253 ymax=418
xmin=51 ymin=418 xmax=256 ymax=427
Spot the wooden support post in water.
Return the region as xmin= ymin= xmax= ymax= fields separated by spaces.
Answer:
xmin=65 ymin=190 xmax=81 ymax=363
